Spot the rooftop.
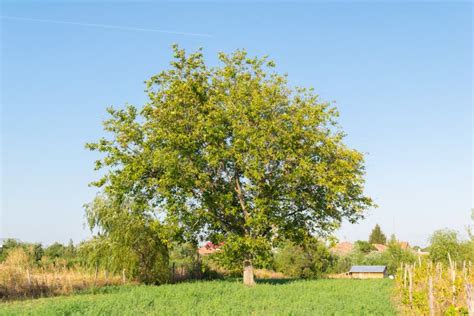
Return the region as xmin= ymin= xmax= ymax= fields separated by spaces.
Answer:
xmin=349 ymin=265 xmax=387 ymax=273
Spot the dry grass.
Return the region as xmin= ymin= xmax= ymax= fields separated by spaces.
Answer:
xmin=254 ymin=269 xmax=287 ymax=279
xmin=0 ymin=248 xmax=124 ymax=300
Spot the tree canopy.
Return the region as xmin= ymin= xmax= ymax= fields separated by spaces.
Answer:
xmin=368 ymin=224 xmax=387 ymax=245
xmin=428 ymin=229 xmax=461 ymax=263
xmin=86 ymin=45 xmax=374 ymax=285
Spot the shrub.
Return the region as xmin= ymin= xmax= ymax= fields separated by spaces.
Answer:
xmin=428 ymin=229 xmax=462 ymax=263
xmin=273 ymin=239 xmax=335 ymax=278
xmin=354 ymin=240 xmax=376 ymax=254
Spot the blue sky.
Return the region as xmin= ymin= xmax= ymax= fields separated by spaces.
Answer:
xmin=1 ymin=1 xmax=472 ymax=246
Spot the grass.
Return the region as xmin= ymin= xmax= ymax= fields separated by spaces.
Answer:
xmin=0 ymin=279 xmax=396 ymax=315
xmin=0 ymin=248 xmax=123 ymax=300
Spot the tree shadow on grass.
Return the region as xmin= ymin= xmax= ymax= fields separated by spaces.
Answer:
xmin=255 ymin=278 xmax=299 ymax=285
xmin=215 ymin=277 xmax=299 ymax=285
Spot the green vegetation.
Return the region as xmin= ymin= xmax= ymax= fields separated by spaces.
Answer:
xmin=0 ymin=279 xmax=396 ymax=315
xmin=396 ymin=259 xmax=473 ymax=314
xmin=329 ymin=236 xmax=416 ymax=275
xmin=353 ymin=240 xmax=376 ymax=254
xmin=368 ymin=224 xmax=387 ymax=245
xmin=85 ymin=45 xmax=373 ymax=285
xmin=427 ymin=229 xmax=473 ymax=263
xmin=273 ymin=238 xmax=335 ymax=278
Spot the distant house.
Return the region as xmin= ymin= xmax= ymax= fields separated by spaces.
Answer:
xmin=197 ymin=242 xmax=222 ymax=256
xmin=373 ymin=244 xmax=387 ymax=252
xmin=416 ymin=248 xmax=429 ymax=256
xmin=330 ymin=242 xmax=353 ymax=256
xmin=349 ymin=265 xmax=387 ymax=279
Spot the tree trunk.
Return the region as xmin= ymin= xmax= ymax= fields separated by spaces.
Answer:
xmin=243 ymin=259 xmax=255 ymax=286
xmin=234 ymin=172 xmax=255 ymax=286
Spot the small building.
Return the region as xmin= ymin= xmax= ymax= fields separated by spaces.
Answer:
xmin=349 ymin=265 xmax=387 ymax=279
xmin=330 ymin=242 xmax=354 ymax=256
xmin=197 ymin=242 xmax=222 ymax=256
xmin=372 ymin=243 xmax=387 ymax=252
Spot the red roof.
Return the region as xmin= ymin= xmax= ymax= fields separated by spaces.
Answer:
xmin=198 ymin=242 xmax=223 ymax=256
xmin=373 ymin=244 xmax=387 ymax=252
xmin=330 ymin=242 xmax=354 ymax=256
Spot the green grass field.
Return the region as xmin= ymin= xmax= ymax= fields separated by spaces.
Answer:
xmin=0 ymin=279 xmax=396 ymax=315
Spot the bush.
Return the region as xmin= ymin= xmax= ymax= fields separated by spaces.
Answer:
xmin=354 ymin=240 xmax=376 ymax=254
xmin=273 ymin=239 xmax=335 ymax=278
xmin=77 ymin=235 xmax=169 ymax=285
xmin=428 ymin=229 xmax=462 ymax=263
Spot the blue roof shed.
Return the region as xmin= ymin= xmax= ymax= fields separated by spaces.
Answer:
xmin=349 ymin=265 xmax=387 ymax=273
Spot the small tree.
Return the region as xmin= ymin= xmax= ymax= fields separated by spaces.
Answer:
xmin=428 ymin=229 xmax=461 ymax=263
xmin=273 ymin=238 xmax=334 ymax=278
xmin=382 ymin=238 xmax=415 ymax=274
xmin=368 ymin=224 xmax=387 ymax=245
xmin=84 ymin=197 xmax=170 ymax=284
xmin=87 ymin=46 xmax=374 ymax=285
xmin=354 ymin=240 xmax=376 ymax=254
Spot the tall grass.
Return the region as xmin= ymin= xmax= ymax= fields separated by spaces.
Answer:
xmin=0 ymin=248 xmax=124 ymax=300
xmin=0 ymin=279 xmax=396 ymax=315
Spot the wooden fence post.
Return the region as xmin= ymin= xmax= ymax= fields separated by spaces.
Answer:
xmin=172 ymin=262 xmax=175 ymax=283
xmin=403 ymin=264 xmax=407 ymax=288
xmin=122 ymin=269 xmax=126 ymax=284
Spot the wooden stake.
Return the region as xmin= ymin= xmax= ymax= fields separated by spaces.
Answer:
xmin=408 ymin=265 xmax=413 ymax=307
xmin=466 ymin=283 xmax=473 ymax=316
xmin=403 ymin=264 xmax=407 ymax=288
xmin=428 ymin=277 xmax=434 ymax=316
xmin=451 ymin=262 xmax=456 ymax=306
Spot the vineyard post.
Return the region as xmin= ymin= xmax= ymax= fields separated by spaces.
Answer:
xmin=466 ymin=283 xmax=473 ymax=316
xmin=408 ymin=265 xmax=413 ymax=307
xmin=452 ymin=264 xmax=456 ymax=306
xmin=463 ymin=261 xmax=467 ymax=281
xmin=429 ymin=276 xmax=434 ymax=316
xmin=448 ymin=253 xmax=456 ymax=305
xmin=403 ymin=264 xmax=407 ymax=288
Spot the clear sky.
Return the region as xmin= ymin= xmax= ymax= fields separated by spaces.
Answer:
xmin=1 ymin=1 xmax=472 ymax=247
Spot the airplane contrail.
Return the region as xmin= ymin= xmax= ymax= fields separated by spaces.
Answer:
xmin=0 ymin=15 xmax=213 ymax=38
